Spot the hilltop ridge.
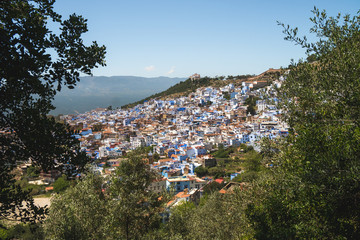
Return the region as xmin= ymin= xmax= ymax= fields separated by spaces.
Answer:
xmin=122 ymin=68 xmax=281 ymax=109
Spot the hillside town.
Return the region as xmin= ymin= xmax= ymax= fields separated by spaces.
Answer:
xmin=3 ymin=1 xmax=358 ymax=238
xmin=37 ymin=71 xmax=287 ymax=205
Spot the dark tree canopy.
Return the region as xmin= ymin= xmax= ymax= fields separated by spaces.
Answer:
xmin=245 ymin=95 xmax=258 ymax=115
xmin=0 ymin=0 xmax=106 ymax=226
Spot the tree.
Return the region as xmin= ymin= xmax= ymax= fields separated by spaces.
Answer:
xmin=165 ymin=201 xmax=196 ymax=238
xmin=152 ymin=152 xmax=160 ymax=161
xmin=91 ymin=123 xmax=103 ymax=132
xmin=26 ymin=165 xmax=40 ymax=179
xmin=52 ymin=175 xmax=70 ymax=193
xmin=227 ymin=75 xmax=234 ymax=80
xmin=106 ymin=150 xmax=166 ymax=239
xmin=2 ymin=223 xmax=44 ymax=240
xmin=245 ymin=96 xmax=258 ymax=115
xmin=247 ymin=8 xmax=360 ymax=239
xmin=243 ymin=151 xmax=261 ymax=172
xmin=44 ymin=173 xmax=107 ymax=240
xmin=202 ymin=181 xmax=224 ymax=195
xmin=194 ymin=165 xmax=208 ymax=178
xmin=259 ymin=137 xmax=279 ymax=165
xmin=223 ymin=92 xmax=231 ymax=100
xmin=0 ymin=0 xmax=106 ymax=226
xmin=165 ymin=193 xmax=253 ymax=239
xmin=306 ymin=53 xmax=318 ymax=63
xmin=208 ymin=167 xmax=225 ymax=179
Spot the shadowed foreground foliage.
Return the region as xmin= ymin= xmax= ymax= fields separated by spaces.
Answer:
xmin=0 ymin=0 xmax=106 ymax=228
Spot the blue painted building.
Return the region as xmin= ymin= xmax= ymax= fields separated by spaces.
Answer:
xmin=166 ymin=176 xmax=191 ymax=193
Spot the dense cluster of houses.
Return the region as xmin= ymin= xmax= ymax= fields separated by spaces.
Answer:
xmin=59 ymin=73 xmax=288 ymax=203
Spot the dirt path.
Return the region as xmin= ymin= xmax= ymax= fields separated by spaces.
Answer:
xmin=33 ymin=197 xmax=51 ymax=208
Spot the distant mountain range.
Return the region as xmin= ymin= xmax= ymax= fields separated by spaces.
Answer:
xmin=51 ymin=76 xmax=186 ymax=115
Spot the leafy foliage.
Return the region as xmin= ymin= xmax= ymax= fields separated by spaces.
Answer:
xmin=223 ymin=92 xmax=231 ymax=100
xmin=16 ymin=178 xmax=46 ymax=196
xmin=207 ymin=167 xmax=225 ymax=179
xmin=0 ymin=223 xmax=44 ymax=240
xmin=163 ymin=192 xmax=253 ymax=240
xmin=45 ymin=150 xmax=168 ymax=240
xmin=212 ymin=144 xmax=235 ymax=158
xmin=44 ymin=173 xmax=107 ymax=240
xmin=245 ymin=95 xmax=259 ymax=115
xmin=52 ymin=175 xmax=70 ymax=193
xmin=194 ymin=165 xmax=208 ymax=178
xmin=106 ymin=151 xmax=165 ymax=239
xmin=26 ymin=165 xmax=40 ymax=179
xmin=247 ymin=8 xmax=360 ymax=239
xmin=152 ymin=152 xmax=160 ymax=161
xmin=202 ymin=181 xmax=225 ymax=195
xmin=91 ymin=123 xmax=103 ymax=132
xmin=0 ymin=0 xmax=106 ymax=226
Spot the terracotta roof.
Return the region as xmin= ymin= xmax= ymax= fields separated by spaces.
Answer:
xmin=176 ymin=192 xmax=190 ymax=198
xmin=215 ymin=178 xmax=224 ymax=184
xmin=219 ymin=189 xmax=227 ymax=194
xmin=166 ymin=200 xmax=175 ymax=207
xmin=159 ymin=158 xmax=172 ymax=162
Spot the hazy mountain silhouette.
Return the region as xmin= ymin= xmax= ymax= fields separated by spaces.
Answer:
xmin=51 ymin=76 xmax=186 ymax=115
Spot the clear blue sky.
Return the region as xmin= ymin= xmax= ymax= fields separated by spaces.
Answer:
xmin=53 ymin=0 xmax=359 ymax=78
